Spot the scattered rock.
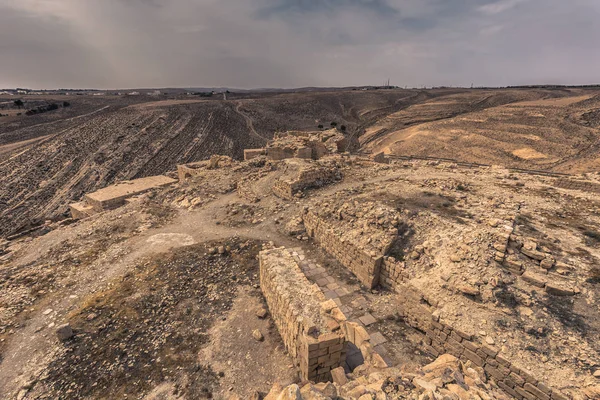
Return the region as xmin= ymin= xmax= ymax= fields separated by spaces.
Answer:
xmin=457 ymin=283 xmax=479 ymax=296
xmin=256 ymin=307 xmax=268 ymax=319
xmin=252 ymin=329 xmax=264 ymax=341
xmin=276 ymin=384 xmax=301 ymax=400
xmin=56 ymin=324 xmax=74 ymax=341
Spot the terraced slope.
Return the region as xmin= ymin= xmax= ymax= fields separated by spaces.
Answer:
xmin=362 ymin=89 xmax=600 ymax=173
xmin=3 ymin=88 xmax=600 ymax=238
xmin=0 ymin=90 xmax=422 ymax=237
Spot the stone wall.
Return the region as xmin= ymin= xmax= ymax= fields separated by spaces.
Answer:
xmin=177 ymin=162 xmax=205 ymax=181
xmin=243 ymin=148 xmax=266 ymax=161
xmin=272 ymin=164 xmax=341 ymax=200
xmin=338 ymin=318 xmax=389 ymax=369
xmin=554 ymin=178 xmax=600 ymax=194
xmin=394 ymin=283 xmax=570 ymax=400
xmin=379 ymin=256 xmax=408 ymax=290
xmin=259 ymin=247 xmax=347 ymax=382
xmin=302 ymin=210 xmax=383 ymax=289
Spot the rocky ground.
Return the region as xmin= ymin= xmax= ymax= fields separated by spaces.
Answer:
xmin=0 ymin=152 xmax=599 ymax=399
xmin=0 ymin=89 xmax=419 ymax=238
xmin=363 ymin=89 xmax=600 ymax=174
xmin=261 ymin=353 xmax=512 ymax=400
xmin=5 ymin=87 xmax=600 ymax=239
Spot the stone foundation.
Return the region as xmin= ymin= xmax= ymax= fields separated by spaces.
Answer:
xmin=394 ymin=283 xmax=571 ymax=400
xmin=69 ymin=202 xmax=95 ymax=220
xmin=302 ymin=211 xmax=385 ymax=289
xmin=177 ymin=161 xmax=205 ymax=181
xmin=554 ymin=178 xmax=600 ymax=194
xmin=243 ymin=148 xmax=266 ymax=161
xmin=84 ymin=175 xmax=176 ymax=212
xmin=272 ymin=162 xmax=342 ymax=200
xmin=70 ymin=175 xmax=177 ymax=219
xmin=259 ymin=247 xmax=347 ymax=382
xmin=379 ymin=256 xmax=408 ymax=290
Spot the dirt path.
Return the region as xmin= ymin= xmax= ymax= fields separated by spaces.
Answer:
xmin=0 ymin=190 xmax=297 ymax=399
xmin=0 ymin=135 xmax=53 ymax=158
xmin=0 ymin=165 xmax=423 ymax=399
xmin=234 ymin=101 xmax=269 ymax=143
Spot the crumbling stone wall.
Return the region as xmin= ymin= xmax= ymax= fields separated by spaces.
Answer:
xmin=394 ymin=284 xmax=570 ymax=400
xmin=272 ymin=164 xmax=342 ymax=200
xmin=554 ymin=178 xmax=600 ymax=193
xmin=177 ymin=162 xmax=204 ymax=181
xmin=379 ymin=256 xmax=408 ymax=290
xmin=303 ymin=210 xmax=383 ymax=289
xmin=302 ymin=201 xmax=400 ymax=289
xmin=243 ymin=148 xmax=266 ymax=161
xmin=259 ymin=247 xmax=347 ymax=382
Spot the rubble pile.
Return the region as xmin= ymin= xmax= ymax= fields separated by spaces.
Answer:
xmin=245 ymin=129 xmax=350 ymax=161
xmin=306 ymin=198 xmax=402 ymax=257
xmin=272 ymin=158 xmax=343 ymax=200
xmin=259 ymin=247 xmax=347 ymax=382
xmin=258 ymin=354 xmax=510 ymax=400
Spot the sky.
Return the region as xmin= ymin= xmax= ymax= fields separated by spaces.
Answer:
xmin=0 ymin=0 xmax=599 ymax=89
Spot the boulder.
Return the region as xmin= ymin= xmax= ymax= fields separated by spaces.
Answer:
xmin=56 ymin=324 xmax=74 ymax=341
xmin=331 ymin=366 xmax=348 ymax=386
xmin=276 ymin=384 xmax=302 ymax=400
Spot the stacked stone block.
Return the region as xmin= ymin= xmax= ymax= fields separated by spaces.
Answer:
xmin=243 ymin=148 xmax=266 ymax=161
xmin=394 ymin=284 xmax=570 ymax=400
xmin=266 ymin=146 xmax=296 ymax=161
xmin=303 ymin=211 xmax=383 ymax=289
xmin=379 ymin=256 xmax=408 ymax=289
xmin=259 ymin=247 xmax=347 ymax=382
xmin=272 ymin=165 xmax=341 ymax=200
xmin=554 ymin=178 xmax=600 ymax=194
xmin=424 ymin=316 xmax=569 ymax=400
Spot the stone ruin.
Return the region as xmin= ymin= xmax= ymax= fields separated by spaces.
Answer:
xmin=278 ymin=194 xmax=571 ymax=399
xmin=302 ymin=199 xmax=401 ymax=289
xmin=244 ymin=129 xmax=350 ymax=161
xmin=177 ymin=155 xmax=234 ymax=181
xmin=259 ymin=247 xmax=347 ymax=382
xmin=259 ymin=246 xmax=391 ymax=383
xmin=69 ymin=175 xmax=177 ymax=219
xmin=271 ymin=158 xmax=343 ymax=200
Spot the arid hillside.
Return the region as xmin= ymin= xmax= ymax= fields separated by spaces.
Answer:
xmin=2 ymin=88 xmax=600 ymax=238
xmin=0 ymin=90 xmax=421 ymax=237
xmin=1 ymin=149 xmax=599 ymax=399
xmin=362 ymin=89 xmax=600 ymax=173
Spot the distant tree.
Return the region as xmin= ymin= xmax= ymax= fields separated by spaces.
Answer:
xmin=63 ymin=101 xmax=71 ymax=107
xmin=340 ymin=125 xmax=347 ymax=132
xmin=14 ymin=99 xmax=24 ymax=108
xmin=47 ymin=103 xmax=59 ymax=111
xmin=317 ymin=124 xmax=323 ymax=129
xmin=330 ymin=121 xmax=337 ymax=127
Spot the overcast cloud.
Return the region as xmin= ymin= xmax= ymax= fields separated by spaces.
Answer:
xmin=0 ymin=0 xmax=599 ymax=89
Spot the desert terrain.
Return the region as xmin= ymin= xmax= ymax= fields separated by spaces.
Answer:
xmin=0 ymin=88 xmax=600 ymax=400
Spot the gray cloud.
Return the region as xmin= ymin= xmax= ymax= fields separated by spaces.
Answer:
xmin=0 ymin=0 xmax=598 ymax=89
